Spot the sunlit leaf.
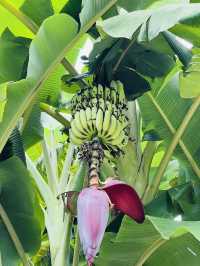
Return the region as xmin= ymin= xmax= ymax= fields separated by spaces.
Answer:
xmin=0 ymin=14 xmax=78 ymax=153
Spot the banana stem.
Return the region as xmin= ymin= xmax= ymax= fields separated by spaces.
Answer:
xmin=79 ymin=139 xmax=104 ymax=186
xmin=89 ymin=140 xmax=104 ymax=186
xmin=89 ymin=148 xmax=101 ymax=186
xmin=40 ymin=102 xmax=70 ymax=128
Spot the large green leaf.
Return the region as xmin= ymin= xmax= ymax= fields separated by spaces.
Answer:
xmin=26 ymin=14 xmax=77 ymax=80
xmin=80 ymin=0 xmax=117 ymax=27
xmin=89 ymin=38 xmax=174 ymax=99
xmin=0 ymin=29 xmax=30 ymax=83
xmin=170 ymin=2 xmax=200 ymax=47
xmin=0 ymin=0 xmax=33 ymax=38
xmin=20 ymin=0 xmax=54 ymax=25
xmin=61 ymin=0 xmax=82 ymax=24
xmin=171 ymin=23 xmax=200 ymax=47
xmin=0 ymin=14 xmax=78 ymax=153
xmin=118 ymin=0 xmax=189 ymax=11
xmin=138 ymin=74 xmax=200 ymax=176
xmin=96 ymin=216 xmax=200 ymax=266
xmin=0 ymin=223 xmax=20 ymax=266
xmin=98 ymin=3 xmax=200 ymax=41
xmin=180 ymin=49 xmax=200 ymax=98
xmin=146 ymin=180 xmax=200 ymax=220
xmin=0 ymin=156 xmax=42 ymax=265
xmin=22 ymin=102 xmax=43 ymax=149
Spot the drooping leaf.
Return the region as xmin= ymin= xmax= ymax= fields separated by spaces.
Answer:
xmin=0 ymin=156 xmax=42 ymax=265
xmin=97 ymin=3 xmax=200 ymax=42
xmin=117 ymin=0 xmax=189 ymax=12
xmin=0 ymin=14 xmax=78 ymax=153
xmin=90 ymin=38 xmax=175 ymax=99
xmin=147 ymin=4 xmax=200 ymax=40
xmin=162 ymin=31 xmax=192 ymax=67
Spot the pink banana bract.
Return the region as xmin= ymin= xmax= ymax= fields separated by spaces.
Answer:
xmin=77 ymin=179 xmax=144 ymax=265
xmin=77 ymin=187 xmax=110 ymax=266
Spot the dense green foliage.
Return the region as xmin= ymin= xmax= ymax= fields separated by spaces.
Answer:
xmin=0 ymin=0 xmax=200 ymax=266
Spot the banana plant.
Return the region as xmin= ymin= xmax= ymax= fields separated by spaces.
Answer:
xmin=0 ymin=1 xmax=200 ymax=266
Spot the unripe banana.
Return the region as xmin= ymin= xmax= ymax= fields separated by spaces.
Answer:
xmin=97 ymin=84 xmax=104 ymax=99
xmin=107 ymin=120 xmax=123 ymax=141
xmin=91 ymin=106 xmax=97 ymax=132
xmin=70 ymin=134 xmax=85 ymax=146
xmin=79 ymin=109 xmax=89 ymax=133
xmin=104 ymin=86 xmax=111 ymax=101
xmin=85 ymin=107 xmax=93 ymax=133
xmin=74 ymin=112 xmax=85 ymax=134
xmin=70 ymin=81 xmax=129 ymax=150
xmin=71 ymin=119 xmax=87 ymax=139
xmin=96 ymin=108 xmax=104 ymax=135
xmin=116 ymin=80 xmax=125 ymax=103
xmin=109 ymin=131 xmax=126 ymax=146
xmin=106 ymin=115 xmax=118 ymax=139
xmin=96 ymin=98 xmax=104 ymax=134
xmin=92 ymin=86 xmax=98 ymax=98
xmin=101 ymin=103 xmax=112 ymax=137
xmin=91 ymin=97 xmax=98 ymax=107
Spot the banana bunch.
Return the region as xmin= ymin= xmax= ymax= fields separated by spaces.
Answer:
xmin=70 ymin=81 xmax=129 ymax=150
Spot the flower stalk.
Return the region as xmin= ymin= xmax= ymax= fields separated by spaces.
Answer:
xmin=79 ymin=138 xmax=104 ymax=186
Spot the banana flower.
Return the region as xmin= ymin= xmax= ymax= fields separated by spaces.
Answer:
xmin=77 ymin=179 xmax=144 ymax=265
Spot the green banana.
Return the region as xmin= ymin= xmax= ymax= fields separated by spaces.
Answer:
xmin=109 ymin=131 xmax=127 ymax=147
xmin=70 ymin=80 xmax=129 ymax=150
xmin=101 ymin=103 xmax=112 ymax=137
xmin=79 ymin=109 xmax=89 ymax=133
xmin=85 ymin=107 xmax=93 ymax=133
xmin=107 ymin=120 xmax=123 ymax=141
xmin=97 ymin=84 xmax=104 ymax=99
xmin=91 ymin=106 xmax=97 ymax=132
xmin=116 ymin=80 xmax=125 ymax=103
xmin=70 ymin=131 xmax=85 ymax=146
xmin=74 ymin=112 xmax=86 ymax=133
xmin=106 ymin=115 xmax=117 ymax=139
xmin=104 ymin=86 xmax=111 ymax=101
xmin=71 ymin=119 xmax=87 ymax=139
xmin=96 ymin=98 xmax=105 ymax=135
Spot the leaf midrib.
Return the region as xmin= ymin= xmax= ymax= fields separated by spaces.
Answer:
xmin=147 ymin=91 xmax=200 ymax=177
xmin=0 ymin=0 xmax=118 ymax=153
